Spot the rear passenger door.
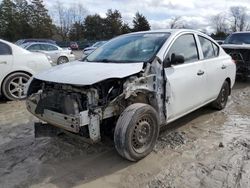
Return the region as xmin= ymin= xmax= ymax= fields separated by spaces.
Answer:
xmin=27 ymin=44 xmax=42 ymax=52
xmin=164 ymin=34 xmax=207 ymax=121
xmin=197 ymin=36 xmax=226 ymax=100
xmin=41 ymin=44 xmax=59 ymax=63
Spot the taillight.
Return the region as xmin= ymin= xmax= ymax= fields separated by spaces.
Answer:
xmin=232 ymin=59 xmax=237 ymax=64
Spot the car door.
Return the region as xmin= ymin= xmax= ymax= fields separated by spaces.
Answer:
xmin=41 ymin=44 xmax=59 ymax=63
xmin=197 ymin=35 xmax=226 ymax=100
xmin=0 ymin=42 xmax=13 ymax=82
xmin=164 ymin=34 xmax=207 ymax=121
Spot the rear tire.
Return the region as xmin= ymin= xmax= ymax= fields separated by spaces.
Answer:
xmin=2 ymin=72 xmax=30 ymax=101
xmin=211 ymin=81 xmax=230 ymax=110
xmin=114 ymin=103 xmax=159 ymax=161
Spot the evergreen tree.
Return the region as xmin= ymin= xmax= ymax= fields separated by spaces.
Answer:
xmin=69 ymin=22 xmax=85 ymax=41
xmin=132 ymin=12 xmax=151 ymax=32
xmin=84 ymin=14 xmax=105 ymax=40
xmin=30 ymin=0 xmax=53 ymax=38
xmin=121 ymin=23 xmax=131 ymax=34
xmin=104 ymin=9 xmax=123 ymax=39
xmin=0 ymin=0 xmax=17 ymax=41
xmin=14 ymin=0 xmax=33 ymax=39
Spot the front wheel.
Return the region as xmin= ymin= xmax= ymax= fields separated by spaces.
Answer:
xmin=114 ymin=103 xmax=159 ymax=161
xmin=211 ymin=81 xmax=230 ymax=110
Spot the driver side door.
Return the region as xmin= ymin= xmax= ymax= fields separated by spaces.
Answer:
xmin=164 ymin=34 xmax=207 ymax=121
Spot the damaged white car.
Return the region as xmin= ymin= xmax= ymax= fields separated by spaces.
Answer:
xmin=26 ymin=30 xmax=236 ymax=161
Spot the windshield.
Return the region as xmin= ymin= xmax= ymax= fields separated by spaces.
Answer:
xmin=20 ymin=43 xmax=31 ymax=48
xmin=92 ymin=41 xmax=107 ymax=48
xmin=224 ymin=33 xmax=250 ymax=44
xmin=86 ymin=33 xmax=170 ymax=63
xmin=15 ymin=40 xmax=24 ymax=46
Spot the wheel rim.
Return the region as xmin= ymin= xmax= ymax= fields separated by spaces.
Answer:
xmin=8 ymin=76 xmax=29 ymax=99
xmin=58 ymin=57 xmax=68 ymax=64
xmin=132 ymin=115 xmax=154 ymax=153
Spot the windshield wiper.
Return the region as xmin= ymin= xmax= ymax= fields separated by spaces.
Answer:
xmin=97 ymin=59 xmax=112 ymax=63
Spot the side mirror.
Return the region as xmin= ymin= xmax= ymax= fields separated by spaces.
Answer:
xmin=170 ymin=53 xmax=184 ymax=65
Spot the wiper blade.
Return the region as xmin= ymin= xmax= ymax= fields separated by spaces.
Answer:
xmin=97 ymin=59 xmax=112 ymax=62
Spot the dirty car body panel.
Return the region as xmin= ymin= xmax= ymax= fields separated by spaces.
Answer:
xmin=222 ymin=32 xmax=250 ymax=79
xmin=26 ymin=29 xmax=236 ymax=160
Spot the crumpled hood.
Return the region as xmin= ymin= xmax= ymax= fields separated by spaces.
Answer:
xmin=34 ymin=61 xmax=144 ymax=86
xmin=221 ymin=44 xmax=250 ymax=50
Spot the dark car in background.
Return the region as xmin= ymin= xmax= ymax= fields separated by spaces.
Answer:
xmin=70 ymin=42 xmax=79 ymax=50
xmin=222 ymin=32 xmax=250 ymax=80
xmin=16 ymin=39 xmax=56 ymax=46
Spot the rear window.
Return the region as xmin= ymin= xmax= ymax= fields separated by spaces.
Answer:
xmin=224 ymin=33 xmax=250 ymax=44
xmin=199 ymin=36 xmax=219 ymax=59
xmin=0 ymin=42 xmax=12 ymax=55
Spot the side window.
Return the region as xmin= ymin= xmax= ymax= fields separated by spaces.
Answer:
xmin=27 ymin=44 xmax=41 ymax=51
xmin=199 ymin=36 xmax=218 ymax=59
xmin=0 ymin=42 xmax=12 ymax=55
xmin=167 ymin=34 xmax=199 ymax=64
xmin=212 ymin=43 xmax=219 ymax=56
xmin=45 ymin=44 xmax=58 ymax=51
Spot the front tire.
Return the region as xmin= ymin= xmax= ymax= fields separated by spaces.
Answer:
xmin=114 ymin=103 xmax=159 ymax=161
xmin=2 ymin=72 xmax=30 ymax=100
xmin=211 ymin=81 xmax=230 ymax=110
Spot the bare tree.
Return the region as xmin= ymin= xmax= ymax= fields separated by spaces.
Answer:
xmin=53 ymin=1 xmax=87 ymax=41
xmin=169 ymin=16 xmax=185 ymax=29
xmin=211 ymin=13 xmax=228 ymax=33
xmin=229 ymin=6 xmax=249 ymax=32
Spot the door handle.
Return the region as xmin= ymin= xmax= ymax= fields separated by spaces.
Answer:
xmin=197 ymin=70 xmax=205 ymax=76
xmin=0 ymin=61 xmax=7 ymax=64
xmin=221 ymin=65 xmax=227 ymax=69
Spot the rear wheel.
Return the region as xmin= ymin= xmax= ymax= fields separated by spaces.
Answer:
xmin=114 ymin=103 xmax=159 ymax=161
xmin=57 ymin=56 xmax=69 ymax=64
xmin=211 ymin=81 xmax=230 ymax=110
xmin=2 ymin=72 xmax=30 ymax=100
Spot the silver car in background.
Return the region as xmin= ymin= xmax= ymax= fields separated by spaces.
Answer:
xmin=22 ymin=42 xmax=75 ymax=65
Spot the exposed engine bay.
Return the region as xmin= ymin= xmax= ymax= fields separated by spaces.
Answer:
xmin=26 ymin=59 xmax=167 ymax=143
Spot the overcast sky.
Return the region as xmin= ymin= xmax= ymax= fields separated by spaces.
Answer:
xmin=44 ymin=0 xmax=250 ymax=32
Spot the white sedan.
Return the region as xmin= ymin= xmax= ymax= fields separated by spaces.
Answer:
xmin=26 ymin=29 xmax=236 ymax=161
xmin=0 ymin=39 xmax=51 ymax=100
xmin=22 ymin=42 xmax=75 ymax=65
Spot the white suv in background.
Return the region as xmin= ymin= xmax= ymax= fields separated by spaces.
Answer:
xmin=0 ymin=39 xmax=51 ymax=100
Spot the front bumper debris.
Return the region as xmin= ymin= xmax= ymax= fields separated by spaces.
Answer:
xmin=26 ymin=99 xmax=117 ymax=143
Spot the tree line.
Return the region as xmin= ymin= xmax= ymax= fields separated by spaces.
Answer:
xmin=0 ymin=0 xmax=249 ymax=42
xmin=0 ymin=0 xmax=150 ymax=42
xmin=210 ymin=6 xmax=250 ymax=39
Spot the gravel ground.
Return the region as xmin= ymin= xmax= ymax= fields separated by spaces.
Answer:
xmin=0 ymin=81 xmax=250 ymax=188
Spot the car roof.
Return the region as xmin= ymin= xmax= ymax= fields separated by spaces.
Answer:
xmin=126 ymin=29 xmax=201 ymax=34
xmin=231 ymin=31 xmax=250 ymax=34
xmin=26 ymin=42 xmax=59 ymax=46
